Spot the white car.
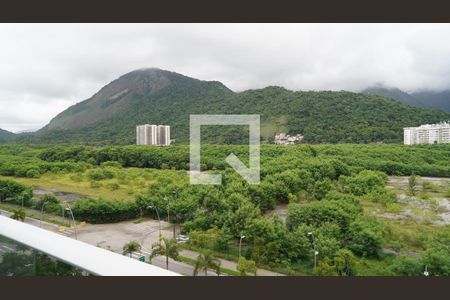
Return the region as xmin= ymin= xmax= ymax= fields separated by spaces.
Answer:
xmin=176 ymin=235 xmax=189 ymax=243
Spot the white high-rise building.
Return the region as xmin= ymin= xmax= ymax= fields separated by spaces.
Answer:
xmin=404 ymin=122 xmax=450 ymax=145
xmin=136 ymin=124 xmax=170 ymax=146
xmin=157 ymin=125 xmax=171 ymax=146
xmin=136 ymin=124 xmax=158 ymax=145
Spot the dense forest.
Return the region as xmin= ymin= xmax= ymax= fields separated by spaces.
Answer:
xmin=1 ymin=143 xmax=449 ymax=275
xmin=10 ymin=68 xmax=450 ymax=145
xmin=0 ymin=128 xmax=15 ymax=143
xmin=363 ymin=86 xmax=450 ymax=112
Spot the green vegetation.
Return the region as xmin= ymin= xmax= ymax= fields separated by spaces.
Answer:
xmin=0 ymin=128 xmax=15 ymax=143
xmin=149 ymin=238 xmax=180 ymax=270
xmin=193 ymin=250 xmax=221 ymax=276
xmin=10 ymin=69 xmax=450 ymax=145
xmin=10 ymin=208 xmax=26 ymax=222
xmin=0 ymin=143 xmax=448 ymax=276
xmin=237 ymin=257 xmax=257 ymax=276
xmin=122 ymin=240 xmax=142 ymax=258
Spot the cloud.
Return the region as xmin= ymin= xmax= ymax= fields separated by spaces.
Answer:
xmin=1 ymin=23 xmax=450 ymax=132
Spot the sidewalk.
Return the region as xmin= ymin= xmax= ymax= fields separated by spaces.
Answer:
xmin=0 ymin=203 xmax=72 ymax=225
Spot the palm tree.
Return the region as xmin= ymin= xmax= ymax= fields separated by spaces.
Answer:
xmin=193 ymin=250 xmax=221 ymax=276
xmin=122 ymin=240 xmax=142 ymax=258
xmin=10 ymin=209 xmax=26 ymax=222
xmin=149 ymin=238 xmax=179 ymax=270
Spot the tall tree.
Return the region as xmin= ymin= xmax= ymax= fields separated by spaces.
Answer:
xmin=193 ymin=251 xmax=221 ymax=276
xmin=149 ymin=238 xmax=179 ymax=270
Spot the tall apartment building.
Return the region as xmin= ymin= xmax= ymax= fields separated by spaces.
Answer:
xmin=136 ymin=124 xmax=158 ymax=145
xmin=404 ymin=122 xmax=450 ymax=145
xmin=136 ymin=124 xmax=170 ymax=146
xmin=157 ymin=125 xmax=171 ymax=146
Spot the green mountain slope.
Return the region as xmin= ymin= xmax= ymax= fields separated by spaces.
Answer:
xmin=18 ymin=68 xmax=450 ymax=145
xmin=363 ymin=86 xmax=450 ymax=112
xmin=0 ymin=128 xmax=15 ymax=143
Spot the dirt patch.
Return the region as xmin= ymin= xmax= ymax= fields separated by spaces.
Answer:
xmin=33 ymin=188 xmax=85 ymax=203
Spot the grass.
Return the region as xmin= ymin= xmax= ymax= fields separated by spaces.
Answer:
xmin=0 ymin=167 xmax=187 ymax=201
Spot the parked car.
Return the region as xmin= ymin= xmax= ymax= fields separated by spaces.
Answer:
xmin=176 ymin=234 xmax=189 ymax=243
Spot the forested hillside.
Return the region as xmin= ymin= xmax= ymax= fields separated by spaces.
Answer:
xmin=0 ymin=128 xmax=15 ymax=142
xmin=14 ymin=68 xmax=450 ymax=145
xmin=363 ymin=86 xmax=450 ymax=112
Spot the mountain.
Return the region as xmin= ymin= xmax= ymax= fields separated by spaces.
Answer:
xmin=363 ymin=86 xmax=450 ymax=112
xmin=17 ymin=68 xmax=450 ymax=145
xmin=0 ymin=128 xmax=15 ymax=142
xmin=411 ymin=90 xmax=450 ymax=112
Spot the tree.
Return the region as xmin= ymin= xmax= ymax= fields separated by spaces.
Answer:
xmin=312 ymin=257 xmax=338 ymax=276
xmin=408 ymin=173 xmax=418 ymax=196
xmin=346 ymin=216 xmax=384 ymax=257
xmin=10 ymin=209 xmax=26 ymax=222
xmin=390 ymin=255 xmax=422 ymax=276
xmin=149 ymin=238 xmax=179 ymax=270
xmin=334 ymin=249 xmax=355 ymax=276
xmin=193 ymin=251 xmax=221 ymax=276
xmin=237 ymin=257 xmax=257 ymax=276
xmin=122 ymin=240 xmax=141 ymax=258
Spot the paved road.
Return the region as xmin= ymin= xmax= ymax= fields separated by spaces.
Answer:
xmin=1 ymin=208 xmax=283 ymax=276
xmin=0 ymin=209 xmax=219 ymax=276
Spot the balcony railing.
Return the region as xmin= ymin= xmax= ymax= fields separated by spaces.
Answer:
xmin=0 ymin=215 xmax=179 ymax=276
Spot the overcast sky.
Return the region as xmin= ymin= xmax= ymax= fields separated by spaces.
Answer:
xmin=1 ymin=23 xmax=450 ymax=132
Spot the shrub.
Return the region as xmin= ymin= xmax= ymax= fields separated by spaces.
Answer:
xmin=25 ymin=169 xmax=40 ymax=178
xmin=72 ymin=198 xmax=139 ymax=223
xmin=390 ymin=256 xmax=422 ymax=276
xmin=286 ymin=195 xmax=361 ymax=232
xmin=363 ymin=188 xmax=397 ymax=207
xmin=0 ymin=179 xmax=33 ymax=207
xmin=346 ymin=216 xmax=384 ymax=257
xmin=34 ymin=194 xmax=61 ymax=213
xmin=100 ymin=161 xmax=122 ymax=168
xmin=87 ymin=168 xmax=114 ymax=181
xmin=339 ymin=170 xmax=387 ymax=196
xmin=422 ymin=180 xmax=438 ymax=191
xmin=106 ymin=183 xmax=120 ymax=191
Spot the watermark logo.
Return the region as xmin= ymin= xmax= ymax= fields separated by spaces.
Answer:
xmin=190 ymin=114 xmax=260 ymax=185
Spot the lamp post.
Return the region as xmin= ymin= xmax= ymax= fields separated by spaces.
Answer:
xmin=172 ymin=189 xmax=178 ymax=239
xmin=308 ymin=232 xmax=318 ymax=268
xmin=164 ymin=196 xmax=169 ymax=224
xmin=147 ymin=205 xmax=162 ymax=245
xmin=39 ymin=201 xmax=49 ymax=228
xmin=424 ymin=265 xmax=429 ymax=277
xmin=239 ymin=235 xmax=246 ymax=257
xmin=65 ymin=206 xmax=77 ymax=240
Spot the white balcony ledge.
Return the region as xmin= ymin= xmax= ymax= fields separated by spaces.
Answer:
xmin=0 ymin=216 xmax=179 ymax=276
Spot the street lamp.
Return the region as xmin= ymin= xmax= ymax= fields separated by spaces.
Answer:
xmin=147 ymin=205 xmax=162 ymax=245
xmin=424 ymin=265 xmax=429 ymax=277
xmin=308 ymin=232 xmax=318 ymax=268
xmin=172 ymin=190 xmax=178 ymax=239
xmin=39 ymin=201 xmax=49 ymax=228
xmin=164 ymin=196 xmax=169 ymax=224
xmin=65 ymin=206 xmax=77 ymax=240
xmin=239 ymin=235 xmax=246 ymax=257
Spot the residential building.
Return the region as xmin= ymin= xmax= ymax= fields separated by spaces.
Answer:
xmin=274 ymin=133 xmax=304 ymax=145
xmin=404 ymin=122 xmax=450 ymax=145
xmin=136 ymin=124 xmax=170 ymax=146
xmin=157 ymin=125 xmax=171 ymax=146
